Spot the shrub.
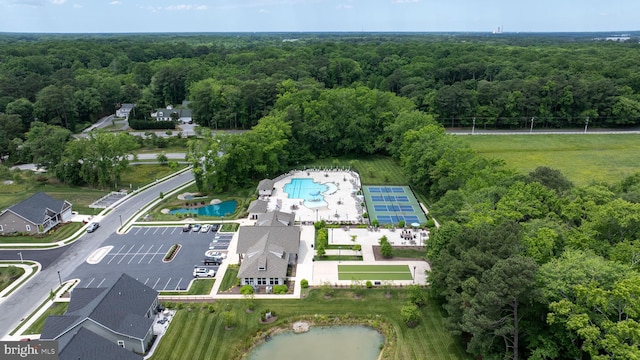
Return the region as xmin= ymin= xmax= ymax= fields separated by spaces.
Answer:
xmin=273 ymin=285 xmax=287 ymax=294
xmin=366 ymin=280 xmax=373 ymax=288
xmin=240 ymin=285 xmax=254 ymax=295
xmin=300 ymin=279 xmax=309 ymax=288
xmin=408 ymin=285 xmax=428 ymax=307
xmin=316 ymin=243 xmax=326 ymax=258
xmin=425 ymin=219 xmax=436 ymax=228
xmin=401 ymin=303 xmax=421 ymax=328
xmin=362 ymin=212 xmax=368 ymax=218
xmin=380 ymin=241 xmax=393 ymax=258
xmin=371 ymin=219 xmax=379 ymax=227
xmin=222 ymin=311 xmax=236 ymax=328
xmin=398 ymin=220 xmax=405 ymax=228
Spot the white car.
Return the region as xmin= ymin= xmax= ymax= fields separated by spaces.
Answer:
xmin=86 ymin=222 xmax=99 ymax=233
xmin=200 ymin=224 xmax=211 ymax=233
xmin=193 ymin=267 xmax=215 ymax=278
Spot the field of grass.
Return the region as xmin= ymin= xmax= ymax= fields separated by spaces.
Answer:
xmin=339 ymin=265 xmax=410 ymax=272
xmin=461 ymin=134 xmax=640 ymax=186
xmin=152 ymin=289 xmax=471 ymax=360
xmin=306 ymin=155 xmax=406 ymax=185
xmin=24 ymin=302 xmax=69 ymax=335
xmin=338 ymin=272 xmax=414 ymax=280
xmin=218 ymin=265 xmax=239 ymax=292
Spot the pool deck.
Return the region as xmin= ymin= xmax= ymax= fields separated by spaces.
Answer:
xmin=268 ymin=169 xmax=363 ymax=224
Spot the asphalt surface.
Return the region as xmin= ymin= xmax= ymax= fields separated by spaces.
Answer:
xmin=0 ymin=170 xmax=194 ymax=338
xmin=71 ymin=225 xmax=228 ymax=292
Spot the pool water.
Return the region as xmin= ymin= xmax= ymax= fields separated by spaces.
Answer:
xmin=284 ymin=178 xmax=328 ymax=201
xmin=249 ymin=326 xmax=383 ymax=360
xmin=169 ymin=200 xmax=237 ymax=217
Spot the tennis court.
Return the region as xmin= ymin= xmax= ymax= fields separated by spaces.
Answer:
xmin=363 ymin=185 xmax=427 ymax=225
xmin=338 ymin=264 xmax=413 ymax=280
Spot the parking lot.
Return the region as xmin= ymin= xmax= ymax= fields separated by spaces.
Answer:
xmin=71 ymin=224 xmax=232 ymax=292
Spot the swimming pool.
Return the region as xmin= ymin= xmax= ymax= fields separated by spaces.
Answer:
xmin=169 ymin=200 xmax=237 ymax=217
xmin=283 ymin=178 xmax=335 ymax=208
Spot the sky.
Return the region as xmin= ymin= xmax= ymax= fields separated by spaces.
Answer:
xmin=1 ymin=0 xmax=639 ymax=33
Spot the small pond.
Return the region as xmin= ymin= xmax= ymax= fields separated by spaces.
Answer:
xmin=169 ymin=200 xmax=237 ymax=217
xmin=248 ymin=326 xmax=383 ymax=360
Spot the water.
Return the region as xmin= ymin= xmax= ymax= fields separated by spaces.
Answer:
xmin=284 ymin=178 xmax=329 ymax=201
xmin=169 ymin=200 xmax=237 ymax=217
xmin=248 ymin=326 xmax=383 ymax=360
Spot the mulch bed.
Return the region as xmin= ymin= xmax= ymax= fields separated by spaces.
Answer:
xmin=372 ymin=245 xmax=425 ymax=261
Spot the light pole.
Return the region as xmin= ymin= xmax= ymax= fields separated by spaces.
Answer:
xmin=57 ymin=270 xmax=62 ymax=286
xmin=530 ymin=117 xmax=535 ymax=133
xmin=17 ymin=252 xmax=23 ymax=263
xmin=119 ymin=214 xmax=123 ymax=227
xmin=413 ymin=266 xmax=417 ymax=284
xmin=584 ymin=117 xmax=589 ymax=133
xmin=471 ymin=117 xmax=476 ymax=135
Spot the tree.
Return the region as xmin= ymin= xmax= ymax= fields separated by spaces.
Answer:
xmin=33 ymin=84 xmax=78 ymax=130
xmin=0 ymin=115 xmax=24 ymax=163
xmin=401 ymin=303 xmax=421 ymax=328
xmin=5 ymin=98 xmax=34 ymax=130
xmin=380 ymin=240 xmax=393 ymax=258
xmin=24 ymin=121 xmax=72 ymax=170
xmin=316 ymin=243 xmax=326 ymax=258
xmin=221 ymin=311 xmax=236 ymax=329
xmin=57 ymin=131 xmax=139 ymax=187
xmin=526 ymin=166 xmax=573 ymax=194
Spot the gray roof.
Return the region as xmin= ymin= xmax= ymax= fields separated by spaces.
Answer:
xmin=7 ymin=192 xmax=70 ymax=225
xmin=41 ymin=273 xmax=157 ymax=343
xmin=153 ymin=108 xmax=191 ymax=118
xmin=248 ymin=199 xmax=268 ymax=214
xmin=257 ymin=179 xmax=275 ymax=191
xmin=256 ymin=210 xmax=295 ymax=226
xmin=119 ymin=103 xmax=134 ymax=110
xmin=237 ymin=225 xmax=300 ymax=255
xmin=238 ymin=233 xmax=290 ymax=279
xmin=59 ymin=327 xmax=142 ymax=360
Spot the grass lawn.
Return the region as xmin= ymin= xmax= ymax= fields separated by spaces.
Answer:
xmin=218 ymin=265 xmax=239 ymax=292
xmin=339 ymin=265 xmax=410 ymax=272
xmin=0 ymin=222 xmax=83 ymax=244
xmin=161 ymin=279 xmax=215 ymax=296
xmin=338 ymin=272 xmax=413 ymax=280
xmin=461 ymin=134 xmax=640 ymax=186
xmin=119 ymin=164 xmax=188 ymax=190
xmin=307 ymin=155 xmax=406 ymax=185
xmin=152 ymin=289 xmax=471 ymax=360
xmin=392 ymin=248 xmax=426 ymax=259
xmin=23 ymin=302 xmax=69 ymax=335
xmin=0 ymin=266 xmax=25 ymax=292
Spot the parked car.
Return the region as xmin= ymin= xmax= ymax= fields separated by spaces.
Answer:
xmin=86 ymin=222 xmax=99 ymax=233
xmin=193 ymin=267 xmax=215 ymax=278
xmin=204 ymin=250 xmax=226 ymax=265
xmin=182 ymin=224 xmax=192 ymax=232
xmin=200 ymin=224 xmax=211 ymax=233
xmin=192 ymin=224 xmax=202 ymax=232
xmin=210 ymin=223 xmax=220 ymax=232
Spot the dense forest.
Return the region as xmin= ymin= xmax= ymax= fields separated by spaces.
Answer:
xmin=2 ymin=33 xmax=640 ymax=359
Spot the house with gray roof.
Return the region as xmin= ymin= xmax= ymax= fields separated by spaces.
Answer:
xmin=41 ymin=273 xmax=159 ymax=359
xmin=256 ymin=210 xmax=295 ymax=227
xmin=0 ymin=192 xmax=72 ymax=235
xmin=236 ymin=213 xmax=300 ymax=287
xmin=247 ymin=199 xmax=268 ymax=220
xmin=115 ymin=103 xmax=135 ymax=119
xmin=257 ymin=179 xmax=275 ymax=196
xmin=151 ymin=105 xmax=192 ymax=123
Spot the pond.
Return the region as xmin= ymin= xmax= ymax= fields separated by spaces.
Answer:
xmin=169 ymin=200 xmax=237 ymax=217
xmin=248 ymin=326 xmax=383 ymax=360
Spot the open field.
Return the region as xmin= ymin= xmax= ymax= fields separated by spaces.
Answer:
xmin=307 ymin=155 xmax=406 ymax=185
xmin=461 ymin=134 xmax=640 ymax=186
xmin=152 ymin=289 xmax=471 ymax=360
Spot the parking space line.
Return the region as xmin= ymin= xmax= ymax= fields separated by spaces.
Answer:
xmin=138 ymin=244 xmax=155 ymax=264
xmin=153 ymin=227 xmax=159 ymax=235
xmin=148 ymin=244 xmax=163 ymax=264
xmin=143 ymin=278 xmax=150 ymax=285
xmin=162 ymin=278 xmax=172 ymax=290
xmin=85 ymin=278 xmax=95 ymax=288
xmin=107 ymin=245 xmax=127 ymax=264
xmin=171 ymin=228 xmax=177 ymax=235
xmin=143 ymin=228 xmax=150 ymax=235
xmin=96 ymin=278 xmax=106 ymax=287
xmin=174 ymin=277 xmax=184 ymax=291
xmin=161 ymin=227 xmax=168 ymax=235
xmin=117 ymin=244 xmax=136 ymax=264
xmin=134 ymin=227 xmax=142 ymax=235
xmin=128 ymin=244 xmax=146 ymax=264
xmin=152 ymin=278 xmax=161 ymax=289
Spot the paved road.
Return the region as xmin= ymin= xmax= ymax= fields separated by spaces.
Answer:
xmin=0 ymin=170 xmax=194 ymax=339
xmin=447 ymin=128 xmax=640 ymax=135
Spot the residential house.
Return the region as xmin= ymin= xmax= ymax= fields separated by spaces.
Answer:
xmin=41 ymin=273 xmax=159 ymax=359
xmin=151 ymin=105 xmax=192 ymax=123
xmin=257 ymin=179 xmax=275 ymax=197
xmin=0 ymin=192 xmax=72 ymax=235
xmin=115 ymin=103 xmax=134 ymax=119
xmin=236 ymin=211 xmax=300 ymax=287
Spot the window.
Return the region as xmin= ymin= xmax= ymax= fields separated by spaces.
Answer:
xmin=0 ymin=225 xmax=3 ymax=231
xmin=270 ymin=278 xmax=278 ymax=285
xmin=117 ymin=340 xmax=125 ymax=348
xmin=25 ymin=225 xmax=31 ymax=232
